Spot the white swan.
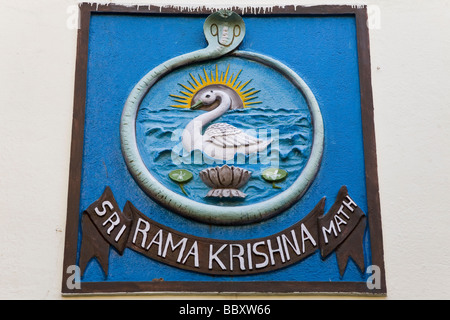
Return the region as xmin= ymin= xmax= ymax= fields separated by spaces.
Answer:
xmin=182 ymin=89 xmax=272 ymax=161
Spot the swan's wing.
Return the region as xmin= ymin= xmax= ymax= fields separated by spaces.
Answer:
xmin=204 ymin=123 xmax=261 ymax=148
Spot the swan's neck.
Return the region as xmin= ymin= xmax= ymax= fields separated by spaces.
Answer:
xmin=190 ymin=92 xmax=231 ymax=128
xmin=182 ymin=92 xmax=231 ymax=151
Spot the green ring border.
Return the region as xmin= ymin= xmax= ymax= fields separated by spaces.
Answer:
xmin=120 ymin=50 xmax=324 ymax=225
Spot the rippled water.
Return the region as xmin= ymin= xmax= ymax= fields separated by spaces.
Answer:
xmin=136 ymin=105 xmax=313 ymax=206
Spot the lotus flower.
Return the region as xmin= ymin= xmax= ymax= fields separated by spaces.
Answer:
xmin=199 ymin=165 xmax=251 ymax=198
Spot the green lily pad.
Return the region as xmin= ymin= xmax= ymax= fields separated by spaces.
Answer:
xmin=262 ymin=168 xmax=288 ymax=189
xmin=169 ymin=169 xmax=193 ymax=196
xmin=169 ymin=169 xmax=193 ymax=183
xmin=262 ymin=168 xmax=287 ymax=182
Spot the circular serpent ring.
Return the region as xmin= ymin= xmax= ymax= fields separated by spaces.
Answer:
xmin=120 ymin=11 xmax=324 ymax=225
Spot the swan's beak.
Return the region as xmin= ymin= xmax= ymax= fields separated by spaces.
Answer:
xmin=190 ymin=100 xmax=204 ymax=110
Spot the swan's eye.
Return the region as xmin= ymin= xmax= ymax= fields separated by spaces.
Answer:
xmin=205 ymin=94 xmax=211 ymax=98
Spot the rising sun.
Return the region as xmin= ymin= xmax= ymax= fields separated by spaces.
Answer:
xmin=170 ymin=65 xmax=262 ymax=109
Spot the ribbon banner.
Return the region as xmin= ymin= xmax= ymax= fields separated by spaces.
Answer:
xmin=79 ymin=186 xmax=367 ymax=277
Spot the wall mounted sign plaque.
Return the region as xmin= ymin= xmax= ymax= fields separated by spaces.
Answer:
xmin=62 ymin=4 xmax=386 ymax=295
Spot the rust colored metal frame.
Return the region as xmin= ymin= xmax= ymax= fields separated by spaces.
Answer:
xmin=62 ymin=3 xmax=386 ymax=296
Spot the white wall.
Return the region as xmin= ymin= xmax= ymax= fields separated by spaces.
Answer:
xmin=1 ymin=0 xmax=449 ymax=299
